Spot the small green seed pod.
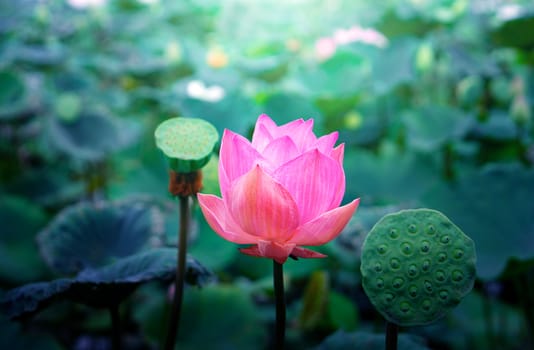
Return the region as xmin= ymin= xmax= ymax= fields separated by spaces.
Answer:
xmin=155 ymin=117 xmax=219 ymax=173
xmin=155 ymin=117 xmax=219 ymax=196
xmin=360 ymin=209 xmax=476 ymax=326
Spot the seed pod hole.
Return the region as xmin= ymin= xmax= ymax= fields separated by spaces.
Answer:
xmin=422 ymin=299 xmax=432 ymax=311
xmin=376 ymin=278 xmax=384 ymax=288
xmin=409 ymin=285 xmax=418 ymax=298
xmin=420 ymin=240 xmax=430 ymax=253
xmin=374 ymin=262 xmax=383 ymax=272
xmin=377 ymin=244 xmax=388 ymax=255
xmin=435 ymin=270 xmax=446 ymax=282
xmin=453 ymin=248 xmax=464 ymax=259
xmin=393 ymin=277 xmax=405 ymax=289
xmin=408 ymin=264 xmax=418 ymax=277
xmin=401 ymin=242 xmax=413 ymax=255
xmin=452 ymin=270 xmax=464 ymax=282
xmin=390 ymin=258 xmax=401 ymax=270
xmin=400 ymin=301 xmax=411 ymax=314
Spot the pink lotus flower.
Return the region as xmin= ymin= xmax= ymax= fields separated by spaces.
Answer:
xmin=197 ymin=114 xmax=359 ymax=264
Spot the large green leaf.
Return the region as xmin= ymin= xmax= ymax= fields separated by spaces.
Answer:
xmin=491 ymin=13 xmax=534 ymax=50
xmin=7 ymin=168 xmax=84 ymax=208
xmin=238 ymin=54 xmax=289 ymax=83
xmin=37 ymin=198 xmax=159 ymax=275
xmin=422 ymin=164 xmax=534 ymax=280
xmin=135 ymin=284 xmax=266 ymax=350
xmin=45 ymin=112 xmax=141 ymax=162
xmin=371 ymin=38 xmax=419 ymax=94
xmin=295 ymin=47 xmax=368 ymax=97
xmin=0 ymin=315 xmax=62 ymax=350
xmin=447 ymin=291 xmax=525 ymax=349
xmin=0 ymin=70 xmax=38 ymax=121
xmin=316 ymin=330 xmax=430 ymax=349
xmin=1 ymin=248 xmax=211 ymax=319
xmin=470 ymin=111 xmax=518 ymax=141
xmin=0 ymin=196 xmax=50 ymax=284
xmin=262 ymin=93 xmax=323 ymax=127
xmin=172 ymin=91 xmax=260 ymax=136
xmin=344 ymin=149 xmax=441 ymax=205
xmin=403 ymin=105 xmax=472 ymax=152
xmin=13 ymin=44 xmax=65 ymax=66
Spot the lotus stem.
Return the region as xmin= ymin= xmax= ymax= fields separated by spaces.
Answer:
xmin=273 ymin=260 xmax=286 ymax=350
xmin=164 ymin=195 xmax=190 ymax=350
xmin=109 ymin=304 xmax=121 ymax=350
xmin=386 ymin=321 xmax=398 ymax=350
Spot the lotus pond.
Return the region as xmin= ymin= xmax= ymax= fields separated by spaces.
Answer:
xmin=1 ymin=0 xmax=534 ymax=349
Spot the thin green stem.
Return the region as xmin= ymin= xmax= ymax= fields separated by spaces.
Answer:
xmin=385 ymin=321 xmax=398 ymax=350
xmin=164 ymin=196 xmax=190 ymax=350
xmin=273 ymin=260 xmax=286 ymax=350
xmin=109 ymin=304 xmax=121 ymax=350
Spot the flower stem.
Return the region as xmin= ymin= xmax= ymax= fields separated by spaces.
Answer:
xmin=164 ymin=196 xmax=190 ymax=350
xmin=109 ymin=304 xmax=121 ymax=350
xmin=385 ymin=321 xmax=398 ymax=350
xmin=273 ymin=260 xmax=286 ymax=350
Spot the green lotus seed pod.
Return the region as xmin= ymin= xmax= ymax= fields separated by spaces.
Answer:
xmin=360 ymin=209 xmax=476 ymax=326
xmin=154 ymin=117 xmax=219 ymax=173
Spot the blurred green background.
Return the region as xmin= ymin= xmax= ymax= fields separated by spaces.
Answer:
xmin=1 ymin=0 xmax=533 ymax=349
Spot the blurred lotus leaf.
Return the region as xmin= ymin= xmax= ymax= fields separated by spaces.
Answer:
xmin=1 ymin=248 xmax=211 ymax=320
xmin=0 ymin=314 xmax=62 ymax=350
xmin=470 ymin=111 xmax=518 ymax=141
xmin=403 ymin=105 xmax=472 ymax=152
xmin=491 ymin=13 xmax=534 ymax=50
xmin=37 ymin=198 xmax=159 ymax=275
xmin=344 ymin=149 xmax=440 ymax=204
xmin=0 ymin=70 xmax=37 ymax=121
xmin=7 ymin=168 xmax=84 ymax=208
xmin=316 ymin=330 xmax=430 ymax=350
xmin=0 ymin=196 xmax=50 ymax=284
xmin=238 ymin=54 xmax=289 ymax=82
xmin=135 ymin=284 xmax=266 ymax=349
xmin=296 ymin=48 xmax=367 ymax=96
xmin=45 ymin=112 xmax=141 ymax=162
xmin=13 ymin=44 xmax=65 ymax=67
xmin=422 ymin=163 xmax=534 ymax=280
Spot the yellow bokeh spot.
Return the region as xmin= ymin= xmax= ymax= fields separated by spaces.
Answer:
xmin=165 ymin=41 xmax=182 ymax=63
xmin=206 ymin=47 xmax=229 ymax=69
xmin=120 ymin=76 xmax=138 ymax=90
xmin=344 ymin=111 xmax=363 ymax=130
xmin=285 ymin=38 xmax=301 ymax=53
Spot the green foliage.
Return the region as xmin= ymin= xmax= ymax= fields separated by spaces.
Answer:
xmin=135 ymin=284 xmax=267 ymax=349
xmin=0 ymin=0 xmax=533 ymax=347
xmin=37 ymin=199 xmax=158 ymax=275
xmin=316 ymin=330 xmax=430 ymax=350
xmin=0 ymin=196 xmax=50 ymax=285
xmin=422 ymin=164 xmax=534 ymax=280
xmin=1 ymin=249 xmax=211 ymax=319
